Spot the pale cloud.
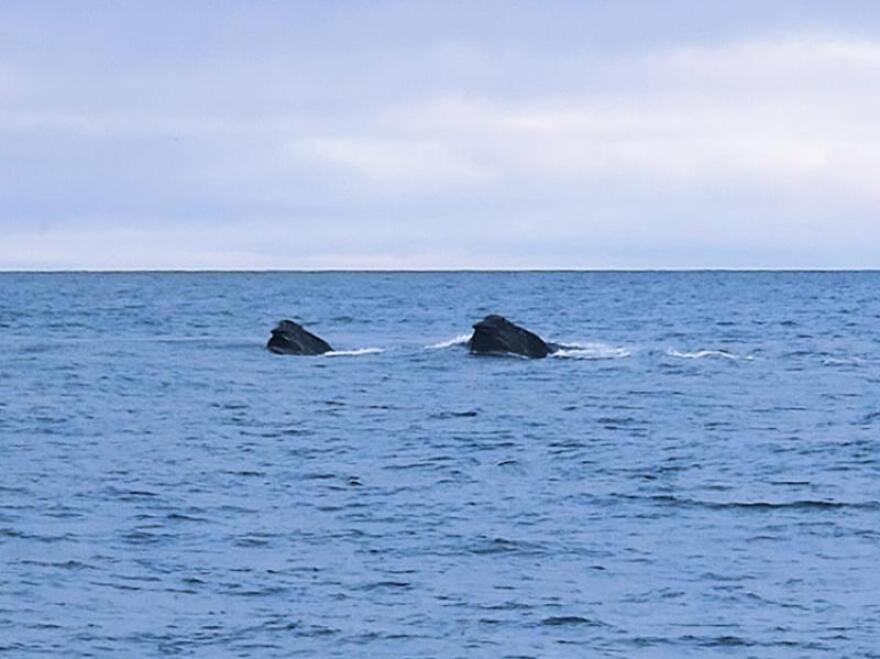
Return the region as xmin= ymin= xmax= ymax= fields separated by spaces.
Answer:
xmin=306 ymin=36 xmax=880 ymax=199
xmin=298 ymin=138 xmax=491 ymax=187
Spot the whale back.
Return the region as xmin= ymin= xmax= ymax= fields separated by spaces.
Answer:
xmin=267 ymin=320 xmax=333 ymax=355
xmin=468 ymin=314 xmax=552 ymax=358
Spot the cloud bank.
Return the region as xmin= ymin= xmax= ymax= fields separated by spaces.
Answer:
xmin=1 ymin=1 xmax=879 ymax=268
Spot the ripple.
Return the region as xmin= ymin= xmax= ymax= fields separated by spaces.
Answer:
xmin=666 ymin=348 xmax=752 ymax=361
xmin=613 ymin=494 xmax=880 ymax=511
xmin=541 ymin=616 xmax=607 ymax=627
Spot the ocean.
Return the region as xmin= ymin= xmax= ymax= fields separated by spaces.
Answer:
xmin=1 ymin=271 xmax=878 ymax=657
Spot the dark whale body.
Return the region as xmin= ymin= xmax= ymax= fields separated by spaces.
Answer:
xmin=467 ymin=315 xmax=558 ymax=359
xmin=267 ymin=320 xmax=333 ymax=355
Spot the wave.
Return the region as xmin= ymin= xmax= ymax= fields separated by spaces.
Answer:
xmin=551 ymin=342 xmax=632 ymax=360
xmin=322 ymin=348 xmax=383 ymax=357
xmin=426 ymin=334 xmax=470 ymax=349
xmin=612 ymin=493 xmax=880 ymax=511
xmin=667 ymin=348 xmax=752 ymax=361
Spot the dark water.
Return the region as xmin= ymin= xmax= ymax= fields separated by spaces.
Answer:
xmin=1 ymin=272 xmax=879 ymax=657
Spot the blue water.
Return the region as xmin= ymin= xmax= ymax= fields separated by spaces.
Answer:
xmin=1 ymin=272 xmax=879 ymax=657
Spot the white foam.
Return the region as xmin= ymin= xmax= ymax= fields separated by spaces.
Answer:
xmin=426 ymin=334 xmax=471 ymax=349
xmin=822 ymin=356 xmax=863 ymax=366
xmin=551 ymin=342 xmax=632 ymax=360
xmin=322 ymin=348 xmax=383 ymax=357
xmin=667 ymin=348 xmax=750 ymax=361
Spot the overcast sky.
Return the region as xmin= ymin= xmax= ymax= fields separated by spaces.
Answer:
xmin=2 ymin=1 xmax=880 ymax=269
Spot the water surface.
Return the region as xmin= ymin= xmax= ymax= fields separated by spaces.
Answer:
xmin=1 ymin=272 xmax=878 ymax=657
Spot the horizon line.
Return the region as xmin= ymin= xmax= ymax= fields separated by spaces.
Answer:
xmin=3 ymin=267 xmax=880 ymax=274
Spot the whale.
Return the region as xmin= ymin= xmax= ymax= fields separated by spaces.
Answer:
xmin=467 ymin=315 xmax=559 ymax=359
xmin=267 ymin=320 xmax=333 ymax=355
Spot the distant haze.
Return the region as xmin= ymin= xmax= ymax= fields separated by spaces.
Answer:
xmin=2 ymin=1 xmax=879 ymax=269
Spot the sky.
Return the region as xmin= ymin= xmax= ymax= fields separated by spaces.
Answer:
xmin=2 ymin=0 xmax=880 ymax=270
